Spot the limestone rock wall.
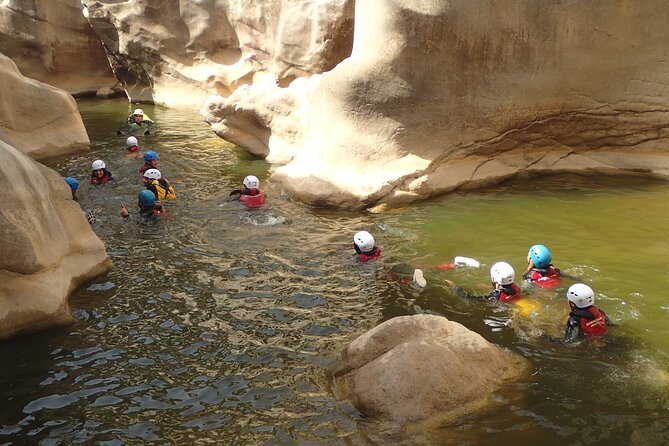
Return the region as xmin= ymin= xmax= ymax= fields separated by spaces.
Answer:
xmin=0 ymin=53 xmax=90 ymax=159
xmin=82 ymin=0 xmax=354 ymax=108
xmin=0 ymin=0 xmax=118 ymax=96
xmin=205 ymin=0 xmax=669 ymax=209
xmin=0 ymin=140 xmax=112 ymax=340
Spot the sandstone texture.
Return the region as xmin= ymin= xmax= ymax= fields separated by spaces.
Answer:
xmin=333 ymin=314 xmax=527 ymax=424
xmin=82 ymin=0 xmax=354 ymax=108
xmin=0 ymin=140 xmax=112 ymax=341
xmin=0 ymin=53 xmax=90 ymax=159
xmin=204 ymin=0 xmax=669 ymax=209
xmin=0 ymin=0 xmax=118 ymax=96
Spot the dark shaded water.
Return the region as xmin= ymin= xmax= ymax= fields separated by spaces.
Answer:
xmin=1 ymin=99 xmax=668 ymax=445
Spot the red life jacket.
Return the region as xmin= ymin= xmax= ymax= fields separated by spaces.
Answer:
xmin=239 ymin=188 xmax=266 ymax=209
xmin=127 ymin=145 xmax=139 ymax=152
xmin=528 ymin=266 xmax=561 ymax=288
xmin=358 ymin=247 xmax=382 ymax=262
xmin=498 ymin=283 xmax=522 ymax=301
xmin=580 ymin=306 xmax=609 ymax=336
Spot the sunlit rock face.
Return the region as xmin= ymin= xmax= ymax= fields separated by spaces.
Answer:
xmin=206 ymin=0 xmax=669 ymax=209
xmin=333 ymin=315 xmax=528 ymax=424
xmin=0 ymin=140 xmax=112 ymax=341
xmin=0 ymin=0 xmax=118 ymax=96
xmin=0 ymin=54 xmax=89 ymax=159
xmin=82 ymin=0 xmax=354 ymax=108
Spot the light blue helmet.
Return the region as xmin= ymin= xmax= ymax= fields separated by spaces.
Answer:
xmin=64 ymin=177 xmax=79 ymax=191
xmin=138 ymin=190 xmax=156 ymax=207
xmin=143 ymin=151 xmax=159 ymax=161
xmin=528 ymin=244 xmax=552 ymax=269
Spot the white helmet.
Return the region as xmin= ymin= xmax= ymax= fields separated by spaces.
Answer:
xmin=126 ymin=136 xmax=138 ymax=148
xmin=144 ymin=168 xmax=162 ymax=180
xmin=92 ymin=159 xmax=106 ymax=170
xmin=490 ymin=261 xmax=515 ymax=285
xmin=353 ymin=231 xmax=375 ymax=253
xmin=243 ymin=175 xmax=260 ymax=189
xmin=567 ymin=283 xmax=595 ymax=308
xmin=133 ymin=108 xmax=144 ymax=116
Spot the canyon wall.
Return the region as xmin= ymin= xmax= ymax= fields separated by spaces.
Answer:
xmin=0 ymin=0 xmax=118 ymax=96
xmin=0 ymin=140 xmax=112 ymax=340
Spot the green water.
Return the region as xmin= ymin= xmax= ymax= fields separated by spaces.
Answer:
xmin=0 ymin=99 xmax=668 ymax=445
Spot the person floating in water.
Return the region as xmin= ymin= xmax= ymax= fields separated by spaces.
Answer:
xmin=126 ymin=136 xmax=140 ymax=153
xmin=90 ymin=160 xmax=113 ymax=185
xmin=65 ymin=177 xmax=79 ymax=200
xmin=523 ymin=244 xmax=561 ymax=288
xmin=128 ymin=108 xmax=153 ymax=134
xmin=140 ymin=151 xmax=159 ymax=175
xmin=353 ymin=230 xmax=381 ymax=262
xmin=120 ymin=190 xmax=164 ymax=219
xmin=564 ymin=283 xmax=612 ymax=343
xmin=448 ymin=261 xmax=522 ymax=301
xmin=230 ymin=175 xmax=266 ymax=208
xmin=143 ymin=168 xmax=176 ymax=201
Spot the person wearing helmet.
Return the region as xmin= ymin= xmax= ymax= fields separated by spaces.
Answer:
xmin=231 ymin=175 xmax=266 ymax=208
xmin=126 ymin=136 xmax=140 ymax=153
xmin=353 ymin=230 xmax=381 ymax=262
xmin=140 ymin=151 xmax=160 ymax=174
xmin=143 ymin=168 xmax=176 ymax=201
xmin=120 ymin=190 xmax=164 ymax=219
xmin=64 ymin=177 xmax=79 ymax=200
xmin=564 ymin=283 xmax=612 ymax=342
xmin=523 ymin=244 xmax=561 ymax=288
xmin=90 ymin=159 xmax=113 ymax=185
xmin=447 ymin=261 xmax=522 ymax=301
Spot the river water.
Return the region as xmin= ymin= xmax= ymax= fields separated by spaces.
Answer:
xmin=1 ymin=99 xmax=668 ymax=445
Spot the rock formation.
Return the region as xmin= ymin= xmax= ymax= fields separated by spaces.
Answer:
xmin=333 ymin=314 xmax=527 ymax=424
xmin=0 ymin=0 xmax=118 ymax=96
xmin=0 ymin=54 xmax=90 ymax=159
xmin=204 ymin=0 xmax=669 ymax=209
xmin=82 ymin=0 xmax=354 ymax=108
xmin=0 ymin=140 xmax=112 ymax=341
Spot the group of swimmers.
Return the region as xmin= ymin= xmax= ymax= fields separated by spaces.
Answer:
xmin=63 ymin=108 xmax=267 ymax=221
xmin=352 ymin=230 xmax=612 ymax=343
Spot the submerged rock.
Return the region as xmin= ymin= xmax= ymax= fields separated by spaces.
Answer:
xmin=0 ymin=140 xmax=112 ymax=340
xmin=0 ymin=53 xmax=89 ymax=159
xmin=333 ymin=314 xmax=528 ymax=424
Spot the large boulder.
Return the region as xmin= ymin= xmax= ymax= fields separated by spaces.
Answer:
xmin=333 ymin=315 xmax=527 ymax=424
xmin=0 ymin=53 xmax=89 ymax=159
xmin=0 ymin=0 xmax=118 ymax=96
xmin=0 ymin=140 xmax=112 ymax=340
xmin=82 ymin=0 xmax=354 ymax=108
xmin=205 ymin=0 xmax=669 ymax=209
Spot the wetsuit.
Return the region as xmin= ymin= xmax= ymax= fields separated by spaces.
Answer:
xmin=127 ymin=116 xmax=154 ymax=126
xmin=453 ymin=283 xmax=522 ymax=301
xmin=523 ymin=265 xmax=561 ymax=288
xmin=90 ymin=169 xmax=113 ymax=185
xmin=147 ymin=178 xmax=176 ymax=200
xmin=354 ymin=245 xmax=382 ymax=262
xmin=564 ymin=306 xmax=611 ymax=342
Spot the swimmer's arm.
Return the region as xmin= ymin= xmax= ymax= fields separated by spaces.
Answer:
xmin=564 ymin=316 xmax=582 ymax=343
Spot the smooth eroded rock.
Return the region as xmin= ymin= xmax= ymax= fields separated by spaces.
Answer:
xmin=0 ymin=53 xmax=90 ymax=159
xmin=0 ymin=140 xmax=112 ymax=340
xmin=83 ymin=0 xmax=353 ymax=107
xmin=0 ymin=0 xmax=117 ymax=95
xmin=333 ymin=314 xmax=527 ymax=424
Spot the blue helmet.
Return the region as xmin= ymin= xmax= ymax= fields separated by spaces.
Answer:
xmin=143 ymin=151 xmax=159 ymax=161
xmin=528 ymin=244 xmax=552 ymax=268
xmin=65 ymin=177 xmax=79 ymax=191
xmin=138 ymin=190 xmax=156 ymax=207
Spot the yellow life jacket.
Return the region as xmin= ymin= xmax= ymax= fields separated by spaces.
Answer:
xmin=149 ymin=178 xmax=176 ymax=200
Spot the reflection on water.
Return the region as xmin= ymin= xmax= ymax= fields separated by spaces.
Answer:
xmin=1 ymin=99 xmax=668 ymax=445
